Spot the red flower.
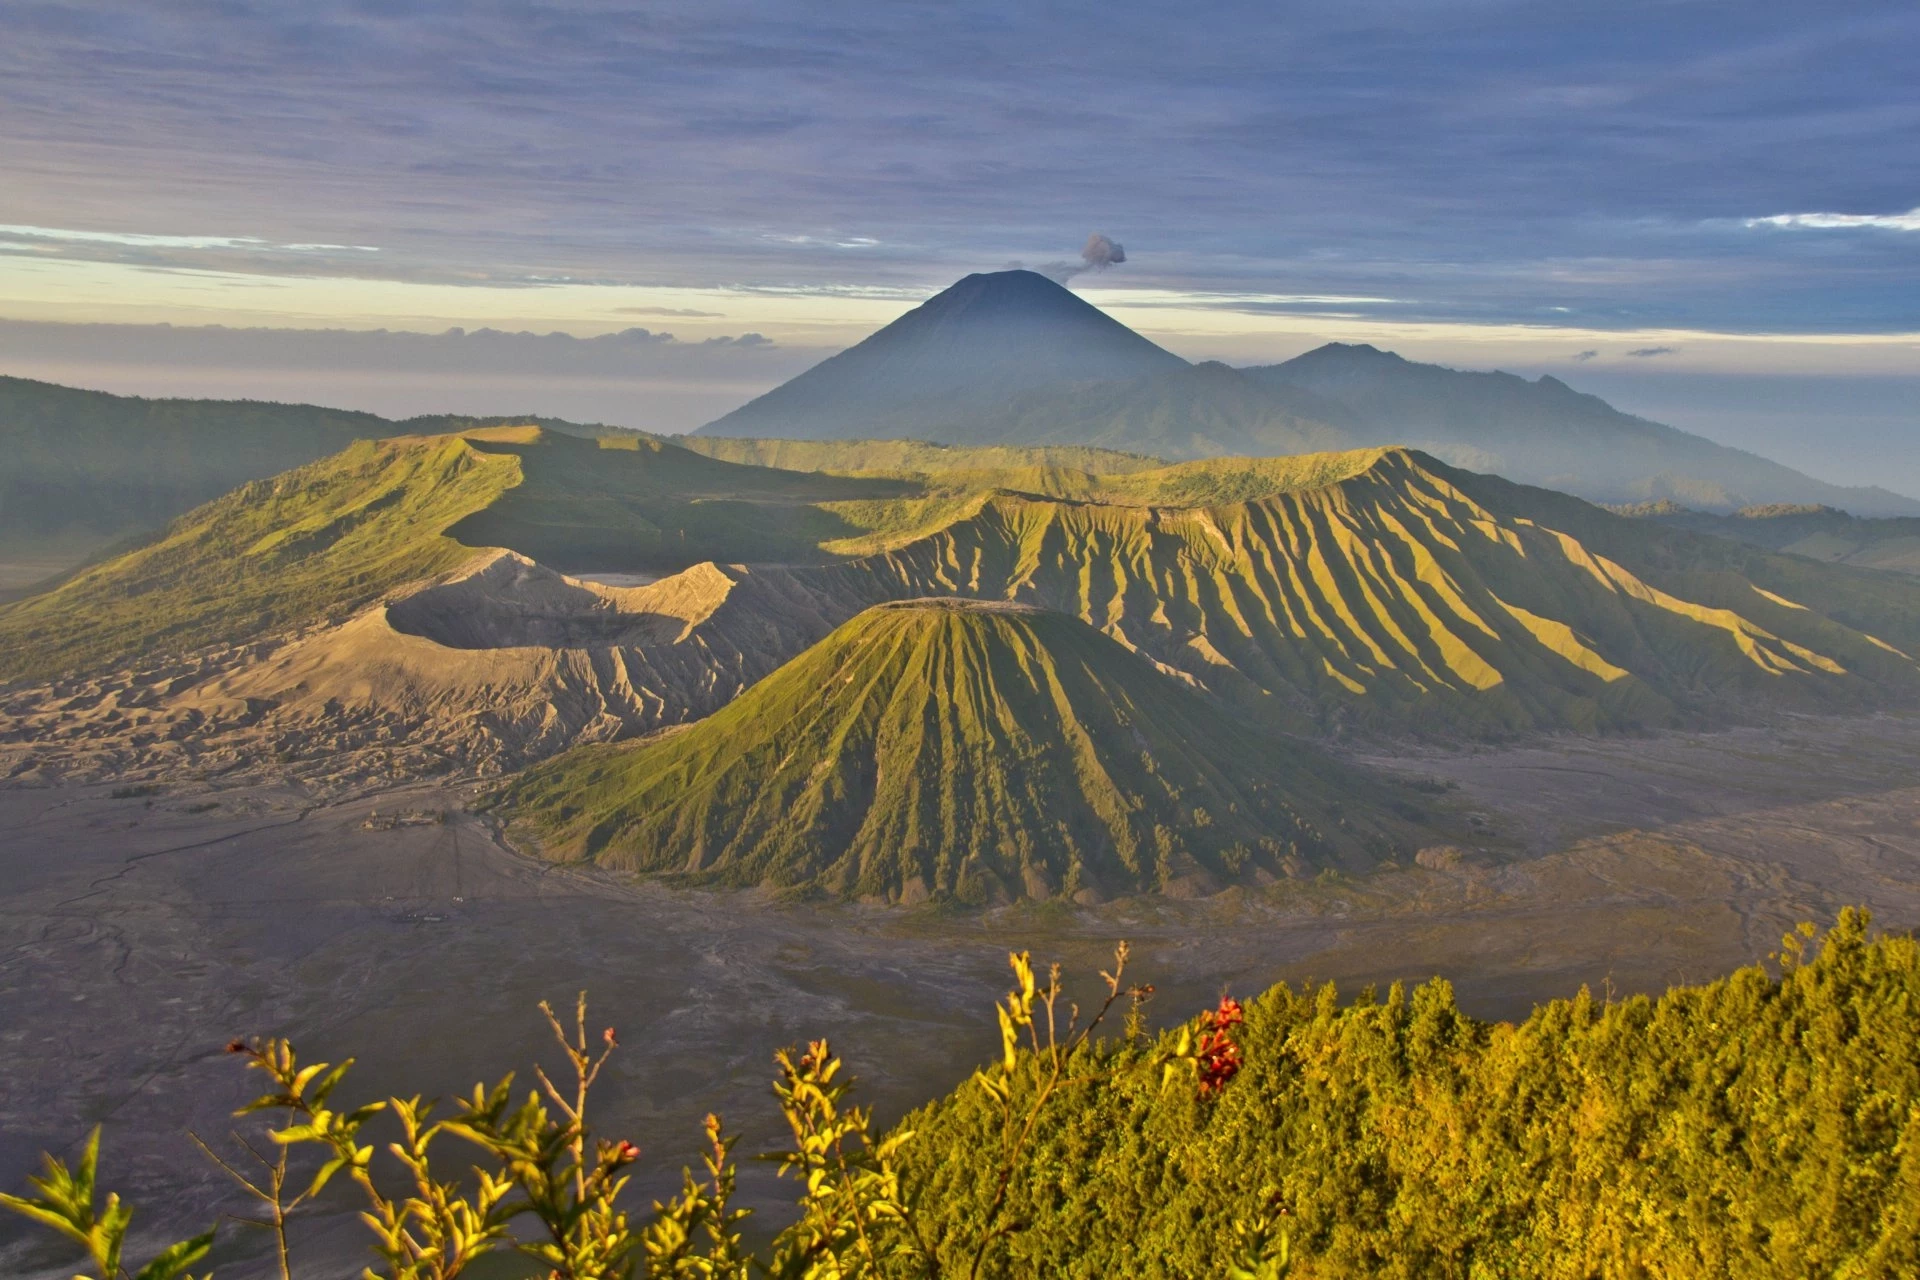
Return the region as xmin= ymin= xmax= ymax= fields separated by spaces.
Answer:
xmin=1207 ymin=995 xmax=1245 ymax=1032
xmin=1193 ymin=995 xmax=1246 ymax=1098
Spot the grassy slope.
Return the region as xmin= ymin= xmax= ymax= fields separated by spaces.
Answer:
xmin=500 ymin=600 xmax=1417 ymax=901
xmin=896 ymin=912 xmax=1920 ymax=1277
xmin=444 ymin=430 xmax=924 ymax=569
xmin=809 ymin=449 xmax=1920 ymax=735
xmin=13 ymin=429 xmax=1920 ymax=739
xmin=0 ymin=434 xmax=524 ymax=683
xmin=0 ymin=428 xmax=944 ymax=682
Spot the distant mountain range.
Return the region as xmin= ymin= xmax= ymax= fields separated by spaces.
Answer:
xmin=698 ymin=270 xmax=1920 ymax=517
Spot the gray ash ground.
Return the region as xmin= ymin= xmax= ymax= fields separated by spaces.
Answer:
xmin=4 ymin=711 xmax=1920 ymax=1276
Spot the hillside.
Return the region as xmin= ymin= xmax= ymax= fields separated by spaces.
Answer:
xmin=499 ymin=599 xmax=1422 ymax=902
xmin=0 ymin=427 xmax=914 ymax=685
xmin=1625 ymin=502 xmax=1920 ymax=577
xmin=697 ymin=269 xmax=1186 ymax=440
xmin=1250 ymin=343 xmax=1920 ymax=516
xmin=775 ymin=448 xmax=1920 ymax=735
xmin=692 ymin=271 xmax=1917 ymax=516
xmin=952 ymin=360 xmax=1360 ymax=458
xmin=0 ymin=376 xmax=633 ymax=587
xmin=674 ymin=435 xmax=1165 ymax=478
xmin=11 ymin=441 xmax=1920 ymax=790
xmin=0 ymin=376 xmax=395 ymax=566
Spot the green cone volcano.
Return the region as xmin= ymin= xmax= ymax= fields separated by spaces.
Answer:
xmin=500 ymin=598 xmax=1418 ymax=902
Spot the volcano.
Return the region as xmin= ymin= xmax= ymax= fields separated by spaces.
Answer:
xmin=697 ymin=269 xmax=1186 ymax=441
xmin=498 ymin=598 xmax=1419 ymax=902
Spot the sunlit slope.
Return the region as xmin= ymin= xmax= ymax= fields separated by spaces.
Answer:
xmin=791 ymin=448 xmax=1920 ymax=733
xmin=0 ymin=427 xmax=924 ymax=683
xmin=503 ymin=599 xmax=1417 ymax=901
xmin=0 ymin=434 xmax=524 ymax=684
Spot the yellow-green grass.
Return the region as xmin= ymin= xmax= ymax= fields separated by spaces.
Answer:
xmin=499 ymin=599 xmax=1420 ymax=901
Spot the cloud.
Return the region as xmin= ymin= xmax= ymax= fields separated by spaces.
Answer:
xmin=1572 ymin=349 xmax=1599 ymax=361
xmin=0 ymin=318 xmax=789 ymax=378
xmin=615 ymin=306 xmax=725 ymax=318
xmin=2 ymin=3 xmax=1917 ymax=335
xmin=0 ymin=317 xmax=822 ymax=432
xmin=1627 ymin=346 xmax=1678 ymax=358
xmin=0 ymin=223 xmax=379 ymax=253
xmin=1745 ymin=208 xmax=1920 ymax=232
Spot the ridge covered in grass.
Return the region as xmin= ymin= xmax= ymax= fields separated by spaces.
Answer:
xmin=499 ymin=598 xmax=1422 ymax=901
xmin=802 ymin=448 xmax=1920 ymax=734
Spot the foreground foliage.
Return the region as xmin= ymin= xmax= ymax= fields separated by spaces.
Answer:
xmin=4 ymin=948 xmax=1222 ymax=1280
xmin=8 ymin=914 xmax=1918 ymax=1277
xmin=898 ymin=908 xmax=1920 ymax=1277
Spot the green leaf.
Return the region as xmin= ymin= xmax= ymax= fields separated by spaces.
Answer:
xmin=73 ymin=1127 xmax=100 ymax=1213
xmin=0 ymin=1190 xmax=88 ymax=1245
xmin=132 ymin=1228 xmax=217 ymax=1280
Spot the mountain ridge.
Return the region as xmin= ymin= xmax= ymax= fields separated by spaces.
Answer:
xmin=694 ymin=275 xmax=1919 ymax=516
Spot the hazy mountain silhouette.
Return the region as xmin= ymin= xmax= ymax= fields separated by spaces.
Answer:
xmin=697 ymin=269 xmax=1185 ymax=440
xmin=698 ymin=276 xmax=1919 ymax=516
xmin=1247 ymin=343 xmax=1920 ymax=516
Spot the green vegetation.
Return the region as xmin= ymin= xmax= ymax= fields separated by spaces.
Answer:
xmin=898 ymin=909 xmax=1920 ymax=1277
xmin=0 ymin=434 xmax=521 ymax=683
xmin=805 ymin=448 xmax=1920 ymax=736
xmin=0 ymin=376 xmax=642 ymax=570
xmin=4 ymin=946 xmax=1206 ymax=1280
xmin=500 ymin=600 xmax=1419 ymax=901
xmin=9 ymin=915 xmax=1917 ymax=1277
xmin=442 ymin=429 xmax=922 ymax=568
xmin=12 ymin=429 xmax=1920 ymax=748
xmin=1621 ymin=502 xmax=1920 ymax=578
xmin=676 ymin=435 xmax=1164 ymax=479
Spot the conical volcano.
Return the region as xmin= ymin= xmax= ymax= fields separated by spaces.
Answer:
xmin=698 ymin=270 xmax=1186 ymax=442
xmin=500 ymin=598 xmax=1418 ymax=903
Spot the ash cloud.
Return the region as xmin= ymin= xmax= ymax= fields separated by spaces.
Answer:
xmin=1627 ymin=346 xmax=1678 ymax=358
xmin=1080 ymin=233 xmax=1125 ymax=269
xmin=1036 ymin=232 xmax=1129 ymax=283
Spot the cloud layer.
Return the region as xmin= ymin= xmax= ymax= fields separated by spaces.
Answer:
xmin=1 ymin=1 xmax=1915 ymax=334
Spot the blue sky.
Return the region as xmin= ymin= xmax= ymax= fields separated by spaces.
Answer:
xmin=0 ymin=1 xmax=1914 ymax=483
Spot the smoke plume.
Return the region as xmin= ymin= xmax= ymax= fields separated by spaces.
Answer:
xmin=1037 ymin=232 xmax=1128 ymax=283
xmin=1080 ymin=232 xmax=1125 ymax=269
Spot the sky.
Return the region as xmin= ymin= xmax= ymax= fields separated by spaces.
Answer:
xmin=1 ymin=1 xmax=1915 ymax=487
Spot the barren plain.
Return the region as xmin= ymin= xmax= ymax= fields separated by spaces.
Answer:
xmin=4 ymin=711 xmax=1919 ymax=1275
